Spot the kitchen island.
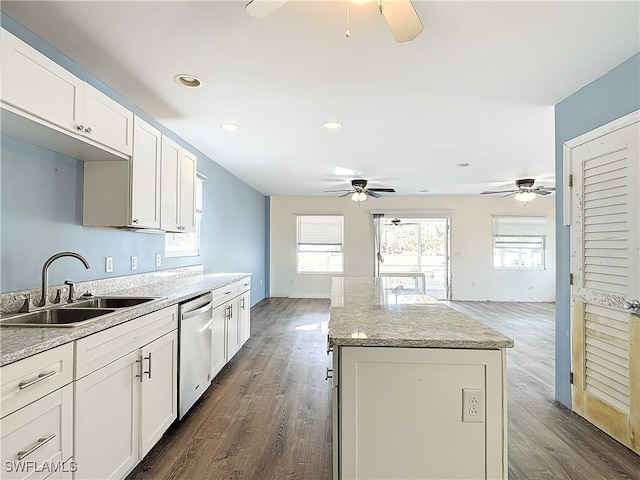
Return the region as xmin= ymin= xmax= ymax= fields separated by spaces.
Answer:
xmin=328 ymin=277 xmax=514 ymax=480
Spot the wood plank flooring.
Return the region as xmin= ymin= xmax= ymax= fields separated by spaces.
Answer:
xmin=127 ymin=298 xmax=640 ymax=480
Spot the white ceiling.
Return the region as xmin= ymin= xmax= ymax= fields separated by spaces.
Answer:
xmin=2 ymin=1 xmax=639 ymax=197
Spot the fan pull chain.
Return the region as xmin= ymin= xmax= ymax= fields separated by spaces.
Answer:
xmin=345 ymin=0 xmax=351 ymax=37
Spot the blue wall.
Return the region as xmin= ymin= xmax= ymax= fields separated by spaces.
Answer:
xmin=554 ymin=53 xmax=640 ymax=407
xmin=0 ymin=14 xmax=267 ymax=304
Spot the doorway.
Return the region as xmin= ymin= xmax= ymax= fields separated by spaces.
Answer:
xmin=378 ymin=217 xmax=451 ymax=299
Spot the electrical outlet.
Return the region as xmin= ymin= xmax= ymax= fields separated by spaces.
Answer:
xmin=105 ymin=256 xmax=114 ymax=273
xmin=471 ymin=281 xmax=477 ymax=287
xmin=462 ymin=388 xmax=484 ymax=423
xmin=290 ymin=279 xmax=295 ymax=285
xmin=131 ymin=256 xmax=137 ymax=270
xmin=155 ymin=253 xmax=162 ymax=268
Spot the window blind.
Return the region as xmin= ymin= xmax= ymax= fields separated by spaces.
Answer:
xmin=297 ymin=215 xmax=343 ymax=245
xmin=493 ymin=216 xmax=546 ymax=236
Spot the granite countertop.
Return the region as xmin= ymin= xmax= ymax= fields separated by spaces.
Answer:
xmin=329 ymin=277 xmax=514 ymax=349
xmin=0 ymin=272 xmax=250 ymax=366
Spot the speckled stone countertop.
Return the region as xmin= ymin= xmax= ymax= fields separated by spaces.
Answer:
xmin=0 ymin=272 xmax=250 ymax=366
xmin=329 ymin=277 xmax=514 ymax=349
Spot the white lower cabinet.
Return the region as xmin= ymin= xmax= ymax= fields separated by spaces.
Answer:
xmin=335 ymin=346 xmax=507 ymax=480
xmin=1 ymin=384 xmax=74 ymax=480
xmin=211 ymin=302 xmax=227 ymax=380
xmin=210 ymin=278 xmax=251 ymax=379
xmin=73 ymin=306 xmax=178 ymax=480
xmin=140 ymin=331 xmax=178 ymax=457
xmin=74 ymin=350 xmax=140 ymax=480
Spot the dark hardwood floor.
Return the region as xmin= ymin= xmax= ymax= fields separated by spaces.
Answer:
xmin=127 ymin=298 xmax=640 ymax=480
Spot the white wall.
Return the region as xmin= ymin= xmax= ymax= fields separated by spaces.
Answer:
xmin=270 ymin=195 xmax=555 ymax=301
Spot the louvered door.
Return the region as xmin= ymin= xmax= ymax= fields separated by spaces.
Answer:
xmin=569 ymin=112 xmax=639 ymax=454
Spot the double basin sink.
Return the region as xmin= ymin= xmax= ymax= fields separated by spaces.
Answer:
xmin=0 ymin=296 xmax=160 ymax=327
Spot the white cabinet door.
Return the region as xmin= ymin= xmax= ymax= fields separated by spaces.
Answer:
xmin=179 ymin=148 xmax=197 ymax=233
xmin=211 ymin=303 xmax=227 ymax=380
xmin=82 ymin=83 xmax=133 ymax=155
xmin=139 ymin=330 xmax=178 ymax=457
xmin=1 ymin=28 xmax=82 ymax=133
xmin=239 ymin=290 xmax=251 ymax=346
xmin=1 ymin=384 xmax=73 ymax=480
xmin=226 ymin=302 xmax=241 ymax=362
xmin=131 ymin=116 xmax=161 ymax=228
xmin=160 ymin=135 xmax=181 ymax=232
xmin=74 ymin=350 xmax=139 ymax=480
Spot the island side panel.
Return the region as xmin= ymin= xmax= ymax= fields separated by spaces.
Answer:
xmin=338 ymin=346 xmax=506 ymax=480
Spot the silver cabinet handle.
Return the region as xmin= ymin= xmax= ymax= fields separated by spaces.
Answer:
xmin=18 ymin=371 xmax=56 ymax=390
xmin=17 ymin=433 xmax=56 ymax=460
xmin=326 ymin=335 xmax=333 ymax=355
xmin=143 ymin=352 xmax=152 ymax=379
xmin=325 ymin=368 xmax=333 ymax=381
xmin=136 ymin=357 xmax=143 ymax=382
xmin=621 ymin=300 xmax=640 ymax=311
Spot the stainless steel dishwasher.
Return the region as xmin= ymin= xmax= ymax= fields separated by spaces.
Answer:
xmin=178 ymin=292 xmax=213 ymax=420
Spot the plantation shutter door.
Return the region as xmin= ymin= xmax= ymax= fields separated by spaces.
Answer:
xmin=570 ymin=115 xmax=639 ymax=455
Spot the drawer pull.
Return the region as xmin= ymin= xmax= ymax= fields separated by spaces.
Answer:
xmin=17 ymin=433 xmax=56 ymax=460
xmin=18 ymin=371 xmax=56 ymax=390
xmin=325 ymin=368 xmax=333 ymax=381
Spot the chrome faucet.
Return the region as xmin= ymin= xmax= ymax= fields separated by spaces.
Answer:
xmin=36 ymin=252 xmax=91 ymax=307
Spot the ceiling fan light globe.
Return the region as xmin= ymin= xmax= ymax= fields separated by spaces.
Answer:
xmin=351 ymin=192 xmax=360 ymax=202
xmin=358 ymin=191 xmax=368 ymax=201
xmin=515 ymin=191 xmax=536 ymax=202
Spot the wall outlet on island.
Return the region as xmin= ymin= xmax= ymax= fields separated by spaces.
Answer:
xmin=155 ymin=253 xmax=162 ymax=268
xmin=130 ymin=256 xmax=137 ymax=270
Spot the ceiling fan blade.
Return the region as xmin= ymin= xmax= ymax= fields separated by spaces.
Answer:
xmin=536 ymin=190 xmax=552 ymax=195
xmin=481 ymin=189 xmax=519 ymax=195
xmin=324 ymin=189 xmax=354 ymax=193
xmin=340 ymin=192 xmax=353 ymax=198
xmin=380 ymin=0 xmax=424 ymax=43
xmin=367 ymin=188 xmax=396 ymax=192
xmin=245 ymin=0 xmax=288 ymax=18
xmin=367 ymin=191 xmax=383 ymax=198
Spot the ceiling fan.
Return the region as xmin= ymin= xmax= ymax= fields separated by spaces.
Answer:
xmin=481 ymin=178 xmax=555 ymax=202
xmin=245 ymin=0 xmax=423 ymax=43
xmin=325 ymin=179 xmax=396 ymax=201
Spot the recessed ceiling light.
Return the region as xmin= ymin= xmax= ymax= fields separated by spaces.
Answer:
xmin=457 ymin=162 xmax=470 ymax=167
xmin=419 ymin=189 xmax=429 ymax=193
xmin=220 ymin=122 xmax=240 ymax=131
xmin=322 ymin=122 xmax=343 ymax=130
xmin=174 ymin=74 xmax=202 ymax=88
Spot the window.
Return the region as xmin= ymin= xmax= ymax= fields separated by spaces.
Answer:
xmin=297 ymin=215 xmax=343 ymax=273
xmin=493 ymin=216 xmax=546 ymax=269
xmin=165 ymin=174 xmax=205 ymax=258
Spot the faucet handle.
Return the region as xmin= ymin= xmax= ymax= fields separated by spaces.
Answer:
xmin=17 ymin=294 xmax=33 ymax=313
xmin=64 ymin=280 xmax=76 ymax=303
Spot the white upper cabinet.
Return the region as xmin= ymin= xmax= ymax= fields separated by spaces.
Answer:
xmin=0 ymin=28 xmax=82 ymax=133
xmin=161 ymin=136 xmax=197 ymax=233
xmin=0 ymin=27 xmax=133 ymax=159
xmin=130 ymin=117 xmax=162 ymax=228
xmin=83 ymin=116 xmax=161 ymax=229
xmin=81 ymin=82 xmax=133 ymax=155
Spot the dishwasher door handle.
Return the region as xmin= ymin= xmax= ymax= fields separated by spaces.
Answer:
xmin=182 ymin=301 xmax=213 ymax=320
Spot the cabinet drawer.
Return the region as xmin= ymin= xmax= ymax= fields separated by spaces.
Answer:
xmin=212 ymin=283 xmax=240 ymax=308
xmin=1 ymin=343 xmax=74 ymax=418
xmin=238 ymin=277 xmax=251 ymax=294
xmin=1 ymin=384 xmax=73 ymax=480
xmin=75 ymin=305 xmax=178 ymax=379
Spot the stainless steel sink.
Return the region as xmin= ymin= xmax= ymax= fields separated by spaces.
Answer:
xmin=64 ymin=296 xmax=159 ymax=309
xmin=0 ymin=308 xmax=116 ymax=327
